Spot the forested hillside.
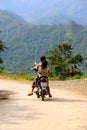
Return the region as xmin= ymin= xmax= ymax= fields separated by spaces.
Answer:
xmin=0 ymin=10 xmax=87 ymax=74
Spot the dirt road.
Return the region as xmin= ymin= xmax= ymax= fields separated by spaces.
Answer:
xmin=0 ymin=79 xmax=87 ymax=130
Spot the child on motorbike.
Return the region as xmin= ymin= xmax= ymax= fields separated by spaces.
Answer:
xmin=27 ymin=56 xmax=52 ymax=97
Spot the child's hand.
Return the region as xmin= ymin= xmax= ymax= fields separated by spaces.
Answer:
xmin=31 ymin=68 xmax=34 ymax=70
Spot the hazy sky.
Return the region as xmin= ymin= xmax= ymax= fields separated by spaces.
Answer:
xmin=0 ymin=0 xmax=41 ymax=19
xmin=0 ymin=0 xmax=86 ymax=12
xmin=0 ymin=0 xmax=87 ymax=24
xmin=0 ymin=0 xmax=66 ymax=20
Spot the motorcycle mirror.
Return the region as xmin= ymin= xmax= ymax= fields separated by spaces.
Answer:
xmin=34 ymin=62 xmax=37 ymax=66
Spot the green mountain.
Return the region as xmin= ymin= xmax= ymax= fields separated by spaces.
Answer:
xmin=0 ymin=10 xmax=87 ymax=74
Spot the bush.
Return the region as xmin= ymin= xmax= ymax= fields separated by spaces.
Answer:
xmin=0 ymin=67 xmax=4 ymax=73
xmin=69 ymin=74 xmax=82 ymax=80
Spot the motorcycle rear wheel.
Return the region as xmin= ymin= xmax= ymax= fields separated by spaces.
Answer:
xmin=41 ymin=90 xmax=45 ymax=101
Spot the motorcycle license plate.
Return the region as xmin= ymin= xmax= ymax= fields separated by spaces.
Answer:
xmin=41 ymin=82 xmax=47 ymax=87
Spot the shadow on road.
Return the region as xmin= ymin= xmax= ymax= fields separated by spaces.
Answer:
xmin=45 ymin=97 xmax=87 ymax=103
xmin=0 ymin=90 xmax=15 ymax=100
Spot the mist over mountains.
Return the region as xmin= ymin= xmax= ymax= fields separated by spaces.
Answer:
xmin=0 ymin=0 xmax=87 ymax=25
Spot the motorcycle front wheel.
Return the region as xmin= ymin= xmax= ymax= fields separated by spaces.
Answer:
xmin=36 ymin=91 xmax=40 ymax=98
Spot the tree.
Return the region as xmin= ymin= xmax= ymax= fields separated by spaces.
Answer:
xmin=0 ymin=31 xmax=6 ymax=72
xmin=47 ymin=42 xmax=83 ymax=78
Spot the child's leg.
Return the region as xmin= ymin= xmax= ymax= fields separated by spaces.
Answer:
xmin=28 ymin=76 xmax=38 ymax=96
xmin=47 ymin=80 xmax=52 ymax=97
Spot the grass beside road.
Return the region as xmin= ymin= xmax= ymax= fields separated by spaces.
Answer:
xmin=0 ymin=72 xmax=87 ymax=82
xmin=0 ymin=72 xmax=34 ymax=81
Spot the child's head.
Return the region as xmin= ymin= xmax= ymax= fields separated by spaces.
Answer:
xmin=40 ymin=56 xmax=46 ymax=62
xmin=40 ymin=56 xmax=48 ymax=69
xmin=71 ymin=65 xmax=74 ymax=68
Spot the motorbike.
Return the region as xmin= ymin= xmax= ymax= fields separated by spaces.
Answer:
xmin=35 ymin=76 xmax=49 ymax=101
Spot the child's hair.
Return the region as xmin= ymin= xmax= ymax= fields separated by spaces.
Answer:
xmin=40 ymin=56 xmax=46 ymax=62
xmin=42 ymin=60 xmax=48 ymax=69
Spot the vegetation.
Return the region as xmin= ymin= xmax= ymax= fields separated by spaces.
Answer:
xmin=0 ymin=31 xmax=6 ymax=72
xmin=0 ymin=11 xmax=87 ymax=74
xmin=47 ymin=43 xmax=83 ymax=78
xmin=0 ymin=72 xmax=34 ymax=81
xmin=0 ymin=71 xmax=86 ymax=82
